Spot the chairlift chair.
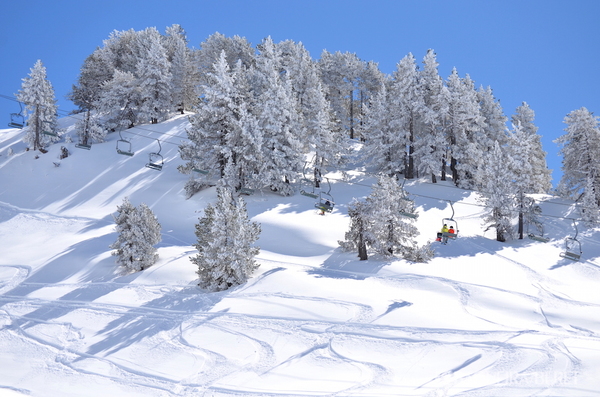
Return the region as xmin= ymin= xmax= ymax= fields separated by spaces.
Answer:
xmin=315 ymin=191 xmax=335 ymax=213
xmin=8 ymin=113 xmax=24 ymax=129
xmin=527 ymin=223 xmax=549 ymax=243
xmin=442 ymin=201 xmax=458 ymax=239
xmin=145 ymin=140 xmax=164 ymax=171
xmin=559 ymin=219 xmax=582 ymax=261
xmin=314 ymin=177 xmax=335 ymax=213
xmin=300 ymin=160 xmax=319 ymax=199
xmin=116 ymin=130 xmax=134 ymax=156
xmin=75 ymin=142 xmax=92 ymax=150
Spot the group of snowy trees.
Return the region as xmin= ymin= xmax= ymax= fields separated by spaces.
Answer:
xmin=16 ymin=26 xmax=600 ymax=272
xmin=110 ymin=189 xmax=260 ymax=292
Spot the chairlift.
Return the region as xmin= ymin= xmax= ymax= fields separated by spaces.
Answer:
xmin=8 ymin=102 xmax=25 ymax=129
xmin=116 ymin=130 xmax=134 ymax=156
xmin=441 ymin=201 xmax=458 ymax=239
xmin=527 ymin=224 xmax=550 ymax=243
xmin=400 ymin=178 xmax=413 ymax=202
xmin=145 ymin=139 xmax=164 ymax=171
xmin=300 ymin=160 xmax=319 ymax=199
xmin=41 ymin=121 xmax=58 ymax=137
xmin=75 ymin=141 xmax=91 ymax=150
xmin=559 ymin=219 xmax=582 ymax=261
xmin=239 ymin=187 xmax=255 ymax=195
xmin=314 ymin=177 xmax=335 ymax=213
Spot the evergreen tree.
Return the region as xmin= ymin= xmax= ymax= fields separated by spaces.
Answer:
xmin=165 ymin=24 xmax=197 ymax=113
xmin=95 ymin=70 xmax=140 ymax=130
xmin=338 ymin=198 xmax=372 ymax=261
xmin=417 ymin=49 xmax=448 ymax=183
xmin=479 ymin=141 xmax=517 ymax=242
xmin=361 ymin=83 xmax=406 ymax=176
xmin=511 ymin=102 xmax=552 ymax=193
xmin=255 ymin=38 xmax=303 ymax=195
xmin=191 ymin=187 xmax=261 ymax=291
xmin=445 ymin=69 xmax=485 ymax=188
xmin=110 ymin=198 xmax=162 ymax=272
xmin=136 ymin=27 xmax=173 ymax=124
xmin=16 ymin=60 xmax=59 ymax=150
xmin=339 ymin=177 xmax=432 ymax=262
xmin=366 ymin=176 xmax=423 ymax=258
xmin=74 ymin=110 xmax=106 ymax=147
xmin=556 ymin=107 xmax=600 ymax=225
xmin=390 ymin=53 xmax=423 ymax=179
xmin=69 ymin=48 xmax=114 ymax=112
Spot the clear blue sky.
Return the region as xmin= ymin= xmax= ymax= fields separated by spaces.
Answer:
xmin=2 ymin=0 xmax=599 ymax=186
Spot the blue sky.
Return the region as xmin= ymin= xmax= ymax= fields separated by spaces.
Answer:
xmin=2 ymin=0 xmax=599 ymax=186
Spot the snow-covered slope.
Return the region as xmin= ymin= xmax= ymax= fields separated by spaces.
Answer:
xmin=1 ymin=115 xmax=599 ymax=397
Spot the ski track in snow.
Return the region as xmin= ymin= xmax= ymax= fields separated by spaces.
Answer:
xmin=1 ymin=117 xmax=600 ymax=396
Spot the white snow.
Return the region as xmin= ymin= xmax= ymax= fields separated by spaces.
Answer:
xmin=1 ymin=114 xmax=599 ymax=396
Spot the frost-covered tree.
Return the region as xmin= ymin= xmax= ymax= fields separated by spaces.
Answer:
xmin=136 ymin=27 xmax=173 ymax=124
xmin=445 ymin=69 xmax=485 ymax=188
xmin=338 ymin=198 xmax=372 ymax=261
xmin=556 ymin=107 xmax=600 ymax=224
xmin=191 ymin=187 xmax=261 ymax=291
xmin=95 ymin=70 xmax=140 ymax=130
xmin=75 ymin=110 xmax=106 ymax=147
xmin=416 ymin=49 xmax=448 ymax=183
xmin=182 ymin=52 xmax=262 ymax=193
xmin=16 ymin=60 xmax=59 ymax=150
xmin=110 ymin=198 xmax=162 ymax=272
xmin=366 ymin=176 xmax=426 ymax=259
xmin=319 ymin=50 xmax=364 ymax=139
xmin=69 ymin=49 xmax=114 ymax=112
xmin=362 ymin=83 xmax=406 ymax=176
xmin=479 ymin=141 xmax=517 ymax=242
xmin=196 ymin=32 xmax=255 ymax=88
xmin=165 ymin=24 xmax=197 ymax=113
xmin=390 ymin=53 xmax=423 ymax=179
xmin=339 ymin=176 xmax=432 ymax=262
xmin=255 ymin=38 xmax=303 ymax=195
xmin=511 ymin=102 xmax=552 ymax=193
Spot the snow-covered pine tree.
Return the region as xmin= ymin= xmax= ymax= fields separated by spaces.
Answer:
xmin=338 ymin=198 xmax=372 ymax=261
xmin=361 ymin=82 xmax=406 ymax=176
xmin=16 ymin=60 xmax=59 ymax=150
xmin=318 ymin=50 xmax=364 ymax=139
xmin=479 ymin=141 xmax=518 ymax=242
xmin=556 ymin=107 xmax=600 ymax=224
xmin=416 ymin=49 xmax=448 ymax=183
xmin=69 ymin=48 xmax=115 ymax=112
xmin=110 ymin=198 xmax=162 ymax=272
xmin=74 ymin=110 xmax=106 ymax=147
xmin=136 ymin=27 xmax=173 ymax=124
xmin=165 ymin=24 xmax=197 ymax=113
xmin=191 ymin=187 xmax=261 ymax=291
xmin=255 ymin=38 xmax=303 ymax=195
xmin=196 ymin=32 xmax=255 ymax=88
xmin=445 ymin=69 xmax=485 ymax=188
xmin=390 ymin=53 xmax=423 ymax=179
xmin=366 ymin=175 xmax=427 ymax=260
xmin=511 ymin=102 xmax=552 ymax=193
xmin=95 ymin=70 xmax=140 ymax=130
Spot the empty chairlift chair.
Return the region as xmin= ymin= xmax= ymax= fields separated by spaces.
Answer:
xmin=8 ymin=101 xmax=25 ymax=128
xmin=145 ymin=139 xmax=164 ymax=171
xmin=116 ymin=131 xmax=134 ymax=156
xmin=559 ymin=219 xmax=582 ymax=261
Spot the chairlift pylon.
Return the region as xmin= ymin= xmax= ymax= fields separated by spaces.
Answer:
xmin=145 ymin=139 xmax=164 ymax=171
xmin=560 ymin=218 xmax=582 ymax=261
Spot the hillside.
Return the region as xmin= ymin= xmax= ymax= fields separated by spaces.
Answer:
xmin=0 ymin=114 xmax=599 ymax=397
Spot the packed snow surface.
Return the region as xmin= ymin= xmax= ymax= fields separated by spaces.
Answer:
xmin=1 ymin=114 xmax=599 ymax=396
